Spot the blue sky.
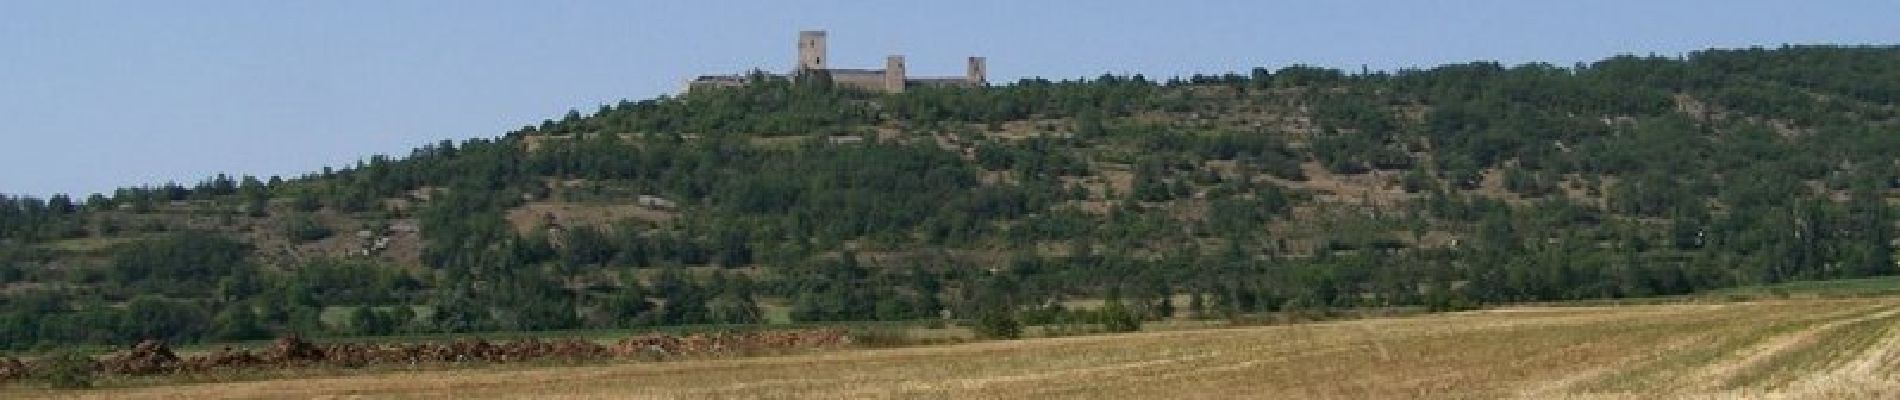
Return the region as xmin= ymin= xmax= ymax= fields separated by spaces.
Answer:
xmin=2 ymin=1 xmax=1895 ymax=197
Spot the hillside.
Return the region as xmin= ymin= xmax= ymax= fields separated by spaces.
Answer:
xmin=1 ymin=45 xmax=1898 ymax=349
xmin=18 ymin=297 xmax=1900 ymax=399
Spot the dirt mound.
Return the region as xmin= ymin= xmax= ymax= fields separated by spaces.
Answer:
xmin=0 ymin=328 xmax=858 ymax=383
xmin=0 ymin=357 xmax=25 ymax=380
xmin=264 ymin=335 xmax=326 ymax=363
xmin=181 ymin=347 xmax=264 ymax=372
xmin=99 ymin=339 xmax=181 ymax=375
xmin=609 ymin=328 xmax=850 ymax=358
xmin=613 ymin=333 xmax=683 ymax=358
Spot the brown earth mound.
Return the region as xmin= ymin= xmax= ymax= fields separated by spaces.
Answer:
xmin=0 ymin=356 xmax=25 ymax=380
xmin=180 ymin=347 xmax=263 ymax=371
xmin=0 ymin=328 xmax=855 ymax=382
xmin=263 ymin=334 xmax=325 ymax=363
xmin=99 ymin=339 xmax=181 ymax=375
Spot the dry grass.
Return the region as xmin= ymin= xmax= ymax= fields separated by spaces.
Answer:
xmin=14 ymin=298 xmax=1900 ymax=399
xmin=505 ymin=201 xmax=676 ymax=234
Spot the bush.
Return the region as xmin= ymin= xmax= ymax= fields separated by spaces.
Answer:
xmin=31 ymin=350 xmax=97 ymax=389
xmin=846 ymin=326 xmax=913 ymax=348
xmin=290 ymin=191 xmax=322 ymax=212
xmin=1097 ymin=298 xmax=1143 ymax=333
xmin=972 ymin=309 xmax=1022 ymax=340
xmin=283 ymin=213 xmax=332 ymax=244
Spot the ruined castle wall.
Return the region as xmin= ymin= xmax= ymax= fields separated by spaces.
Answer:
xmin=687 ymin=31 xmax=983 ymax=94
xmin=908 ymin=77 xmax=980 ymax=89
xmin=831 ymin=71 xmax=889 ymax=92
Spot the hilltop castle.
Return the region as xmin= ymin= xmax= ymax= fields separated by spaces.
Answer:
xmin=687 ymin=30 xmax=986 ymax=93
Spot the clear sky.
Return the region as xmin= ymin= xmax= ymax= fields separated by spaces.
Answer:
xmin=2 ymin=1 xmax=1895 ymax=198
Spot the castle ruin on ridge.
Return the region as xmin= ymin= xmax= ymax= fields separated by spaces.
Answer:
xmin=687 ymin=30 xmax=986 ymax=93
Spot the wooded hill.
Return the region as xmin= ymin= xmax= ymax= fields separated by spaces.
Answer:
xmin=1 ymin=45 xmax=1896 ymax=349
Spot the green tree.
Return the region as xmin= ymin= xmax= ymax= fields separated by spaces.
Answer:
xmin=283 ymin=213 xmax=332 ymax=244
xmin=210 ymin=303 xmax=268 ymax=341
xmin=1098 ymin=292 xmax=1143 ymax=333
xmin=971 ymin=305 xmax=1022 ymax=339
xmin=349 ymin=306 xmax=396 ymax=336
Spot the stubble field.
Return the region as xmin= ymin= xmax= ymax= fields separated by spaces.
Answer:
xmin=14 ymin=297 xmax=1900 ymax=399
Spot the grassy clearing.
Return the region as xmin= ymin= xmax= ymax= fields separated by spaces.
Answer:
xmin=13 ymin=297 xmax=1900 ymax=399
xmin=34 ymin=236 xmax=144 ymax=254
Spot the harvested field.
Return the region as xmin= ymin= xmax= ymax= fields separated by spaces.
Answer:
xmin=11 ymin=298 xmax=1900 ymax=399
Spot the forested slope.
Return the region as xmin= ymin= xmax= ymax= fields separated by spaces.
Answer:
xmin=0 ymin=45 xmax=1896 ymax=349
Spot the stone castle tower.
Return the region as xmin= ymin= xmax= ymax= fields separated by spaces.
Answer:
xmin=885 ymin=56 xmax=907 ymax=93
xmin=967 ymin=56 xmax=987 ymax=86
xmin=797 ymin=30 xmax=827 ymax=73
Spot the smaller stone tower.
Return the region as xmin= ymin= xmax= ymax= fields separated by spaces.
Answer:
xmin=885 ymin=55 xmax=907 ymax=93
xmin=967 ymin=56 xmax=988 ymax=86
xmin=797 ymin=30 xmax=828 ymax=72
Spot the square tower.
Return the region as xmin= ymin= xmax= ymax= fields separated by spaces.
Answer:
xmin=885 ymin=55 xmax=907 ymax=93
xmin=967 ymin=56 xmax=988 ymax=86
xmin=797 ymin=30 xmax=828 ymax=72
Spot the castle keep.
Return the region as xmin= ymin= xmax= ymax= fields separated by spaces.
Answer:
xmin=688 ymin=30 xmax=986 ymax=93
